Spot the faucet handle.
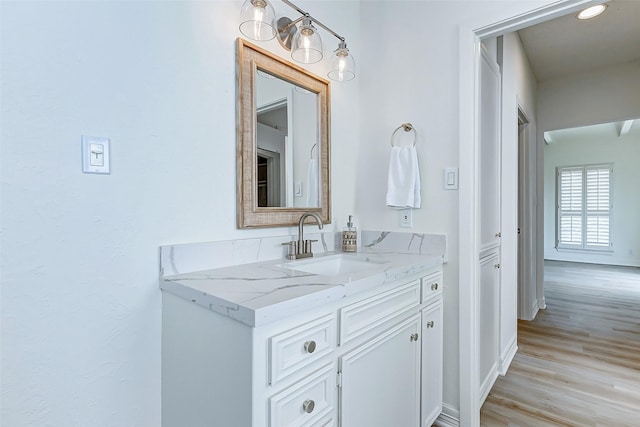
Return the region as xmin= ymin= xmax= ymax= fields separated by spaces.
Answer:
xmin=303 ymin=239 xmax=318 ymax=254
xmin=281 ymin=241 xmax=297 ymax=260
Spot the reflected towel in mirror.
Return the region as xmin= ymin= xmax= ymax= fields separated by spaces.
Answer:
xmin=386 ymin=146 xmax=421 ymax=208
xmin=306 ymin=157 xmax=319 ymax=207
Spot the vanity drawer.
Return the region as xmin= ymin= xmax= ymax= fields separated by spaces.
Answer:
xmin=269 ymin=314 xmax=336 ymax=386
xmin=421 ymin=270 xmax=443 ymax=304
xmin=269 ymin=363 xmax=335 ymax=427
xmin=310 ymin=416 xmax=335 ymax=427
xmin=339 ymin=280 xmax=420 ymax=345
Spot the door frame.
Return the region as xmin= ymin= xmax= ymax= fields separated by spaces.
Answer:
xmin=517 ymin=106 xmax=537 ymax=320
xmin=457 ymin=1 xmax=601 ymax=425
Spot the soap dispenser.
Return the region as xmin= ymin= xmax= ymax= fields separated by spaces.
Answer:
xmin=342 ymin=215 xmax=357 ymax=252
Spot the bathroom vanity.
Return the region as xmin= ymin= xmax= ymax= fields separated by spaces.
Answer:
xmin=160 ymin=233 xmax=444 ymax=427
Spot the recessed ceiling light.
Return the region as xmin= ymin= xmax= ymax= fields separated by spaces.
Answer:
xmin=577 ymin=4 xmax=607 ymax=20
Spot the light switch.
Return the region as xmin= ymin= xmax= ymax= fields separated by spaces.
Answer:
xmin=82 ymin=136 xmax=110 ymax=174
xmin=444 ymin=167 xmax=459 ymax=190
xmin=89 ymin=143 xmax=104 ymax=166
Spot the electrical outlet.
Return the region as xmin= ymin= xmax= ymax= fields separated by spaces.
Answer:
xmin=400 ymin=209 xmax=412 ymax=228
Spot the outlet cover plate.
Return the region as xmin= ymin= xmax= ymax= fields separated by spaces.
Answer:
xmin=82 ymin=135 xmax=110 ymax=174
xmin=400 ymin=209 xmax=413 ymax=228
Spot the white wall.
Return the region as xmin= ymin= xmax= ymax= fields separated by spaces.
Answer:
xmin=357 ymin=0 xmax=559 ymax=419
xmin=538 ymin=60 xmax=640 ymax=270
xmin=499 ymin=32 xmax=538 ymax=357
xmin=0 ymin=1 xmax=359 ymax=425
xmin=538 ymin=60 xmax=640 ymax=132
xmin=544 ymin=125 xmax=640 ymax=266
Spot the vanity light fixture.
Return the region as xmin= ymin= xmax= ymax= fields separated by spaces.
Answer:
xmin=577 ymin=4 xmax=607 ymax=20
xmin=239 ymin=0 xmax=356 ymax=81
xmin=239 ymin=0 xmax=277 ymax=41
xmin=328 ymin=41 xmax=355 ymax=82
xmin=291 ymin=17 xmax=323 ymax=64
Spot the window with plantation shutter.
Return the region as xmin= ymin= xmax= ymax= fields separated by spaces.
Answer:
xmin=557 ymin=165 xmax=612 ymax=250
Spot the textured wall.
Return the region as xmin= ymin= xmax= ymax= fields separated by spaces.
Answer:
xmin=0 ymin=1 xmax=359 ymax=425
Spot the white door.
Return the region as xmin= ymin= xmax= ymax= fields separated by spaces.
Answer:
xmin=339 ymin=314 xmax=421 ymax=427
xmin=421 ymin=302 xmax=443 ymax=427
xmin=479 ymin=250 xmax=500 ymax=402
xmin=479 ymin=46 xmax=502 ymax=253
xmin=478 ymin=43 xmax=502 ymax=403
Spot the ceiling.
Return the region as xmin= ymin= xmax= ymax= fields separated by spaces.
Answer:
xmin=517 ymin=0 xmax=640 ymax=82
xmin=545 ymin=118 xmax=640 ymax=144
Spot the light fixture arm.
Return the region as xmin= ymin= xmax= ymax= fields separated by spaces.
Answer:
xmin=278 ymin=14 xmax=305 ymax=32
xmin=280 ymin=0 xmax=345 ymax=43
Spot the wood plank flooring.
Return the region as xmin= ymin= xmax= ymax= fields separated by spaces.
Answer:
xmin=480 ymin=260 xmax=640 ymax=427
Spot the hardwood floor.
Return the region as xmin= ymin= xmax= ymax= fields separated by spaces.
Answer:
xmin=480 ymin=260 xmax=640 ymax=427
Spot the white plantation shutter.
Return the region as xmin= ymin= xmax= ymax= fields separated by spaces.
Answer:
xmin=586 ymin=167 xmax=611 ymax=247
xmin=557 ymin=165 xmax=612 ymax=250
xmin=558 ymin=168 xmax=583 ymax=246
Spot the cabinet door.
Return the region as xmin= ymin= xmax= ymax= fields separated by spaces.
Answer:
xmin=479 ymin=250 xmax=500 ymax=399
xmin=479 ymin=46 xmax=502 ymax=252
xmin=421 ymin=301 xmax=443 ymax=427
xmin=339 ymin=314 xmax=421 ymax=427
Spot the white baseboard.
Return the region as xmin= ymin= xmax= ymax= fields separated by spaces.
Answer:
xmin=529 ymin=298 xmax=540 ymax=319
xmin=498 ymin=337 xmax=518 ymax=375
xmin=479 ymin=362 xmax=499 ymax=406
xmin=544 ymin=254 xmax=640 ymax=268
xmin=537 ymin=296 xmax=546 ymax=310
xmin=434 ymin=403 xmax=460 ymax=427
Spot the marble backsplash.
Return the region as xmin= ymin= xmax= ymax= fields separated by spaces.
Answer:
xmin=160 ymin=230 xmax=446 ymax=277
xmin=360 ymin=230 xmax=447 ymax=261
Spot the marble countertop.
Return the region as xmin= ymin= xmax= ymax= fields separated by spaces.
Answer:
xmin=161 ymin=251 xmax=442 ymax=327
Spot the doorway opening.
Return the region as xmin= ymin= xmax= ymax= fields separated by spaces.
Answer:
xmin=459 ymin=1 xmax=607 ymax=425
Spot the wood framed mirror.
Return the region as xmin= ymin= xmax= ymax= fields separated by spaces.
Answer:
xmin=236 ymin=38 xmax=331 ymax=228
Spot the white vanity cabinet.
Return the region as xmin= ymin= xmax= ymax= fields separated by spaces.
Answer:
xmin=338 ymin=282 xmax=422 ymax=427
xmin=421 ymin=301 xmax=443 ymax=426
xmin=161 ymin=265 xmax=443 ymax=427
xmin=420 ymin=269 xmax=444 ymax=427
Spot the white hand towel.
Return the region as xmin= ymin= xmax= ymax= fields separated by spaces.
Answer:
xmin=306 ymin=157 xmax=319 ymax=207
xmin=386 ymin=146 xmax=421 ymax=209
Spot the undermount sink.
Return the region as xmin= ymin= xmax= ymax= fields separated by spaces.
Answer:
xmin=277 ymin=254 xmax=389 ymax=276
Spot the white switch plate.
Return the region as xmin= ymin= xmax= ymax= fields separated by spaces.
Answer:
xmin=443 ymin=167 xmax=458 ymax=190
xmin=82 ymin=136 xmax=110 ymax=174
xmin=400 ymin=209 xmax=413 ymax=228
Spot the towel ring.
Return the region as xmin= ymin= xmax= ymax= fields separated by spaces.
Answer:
xmin=390 ymin=123 xmax=417 ymax=147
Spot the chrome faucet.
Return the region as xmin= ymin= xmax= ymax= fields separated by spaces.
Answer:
xmin=282 ymin=212 xmax=324 ymax=260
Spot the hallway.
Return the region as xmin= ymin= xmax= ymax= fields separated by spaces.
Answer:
xmin=480 ymin=261 xmax=640 ymax=426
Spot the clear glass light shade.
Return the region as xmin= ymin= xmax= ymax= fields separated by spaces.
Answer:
xmin=239 ymin=0 xmax=276 ymax=41
xmin=328 ymin=45 xmax=355 ymax=82
xmin=291 ymin=19 xmax=323 ymax=64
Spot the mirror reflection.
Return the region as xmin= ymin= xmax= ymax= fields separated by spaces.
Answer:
xmin=256 ymin=71 xmax=319 ymax=208
xmin=236 ymin=38 xmax=330 ymax=229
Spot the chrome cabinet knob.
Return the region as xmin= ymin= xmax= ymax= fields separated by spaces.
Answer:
xmin=303 ymin=399 xmax=315 ymax=413
xmin=426 ymin=321 xmax=435 ymax=328
xmin=431 ymin=283 xmax=439 ymax=291
xmin=495 ymin=232 xmax=502 ymax=238
xmin=410 ymin=333 xmax=419 ymax=342
xmin=494 ymin=263 xmax=501 ymax=269
xmin=304 ymin=340 xmax=317 ymax=353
